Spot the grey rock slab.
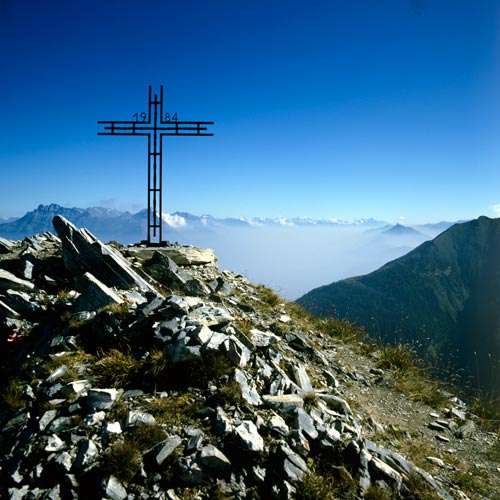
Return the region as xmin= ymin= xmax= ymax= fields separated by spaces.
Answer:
xmin=3 ymin=289 xmax=40 ymax=315
xmin=102 ymin=475 xmax=127 ymax=500
xmin=60 ymin=379 xmax=92 ymax=397
xmin=186 ymin=430 xmax=204 ymax=453
xmin=262 ymin=394 xmax=304 ymax=412
xmin=143 ymin=251 xmax=210 ymax=297
xmin=74 ymin=272 xmax=124 ymax=312
xmin=0 ymin=236 xmax=14 ymax=253
xmin=199 ymin=444 xmax=231 ymax=474
xmin=268 ymin=414 xmax=290 ymax=437
xmin=214 ymin=407 xmax=233 ymax=435
xmin=39 ymin=409 xmax=58 ymax=431
xmin=140 ymin=294 xmax=165 ymax=316
xmin=222 ymin=335 xmax=251 ymax=367
xmin=249 ymin=328 xmax=280 ymax=347
xmin=127 ymin=245 xmax=217 ymax=266
xmin=169 ymin=340 xmax=201 ymax=364
xmin=279 ymin=442 xmax=309 ymax=482
xmin=126 ymin=409 xmax=156 ymax=427
xmin=292 ymin=364 xmax=313 ymax=392
xmin=75 ymin=439 xmax=99 ymax=469
xmin=86 ymin=388 xmax=119 ymax=409
xmin=377 ymin=449 xmax=414 ymax=477
xmin=46 ymin=365 xmax=68 ymax=384
xmin=53 ymin=215 xmax=157 ymax=293
xmin=204 ymin=330 xmax=229 ymax=351
xmin=153 ymin=435 xmax=182 ymax=466
xmin=54 ymin=451 xmax=73 ymax=472
xmin=49 ymin=416 xmax=74 ymax=433
xmin=319 ymin=425 xmax=342 ymax=450
xmin=45 ymin=434 xmax=66 ymax=452
xmin=450 ymin=407 xmax=466 ymax=421
xmin=428 ymin=421 xmax=447 ymax=432
xmin=234 ymin=368 xmax=262 ymax=406
xmin=233 ymin=420 xmax=264 ymax=451
xmin=0 ymin=269 xmax=35 ymax=292
xmin=193 ymin=324 xmax=215 ymax=345
xmin=46 ymin=484 xmax=62 ymax=500
xmin=369 ymin=456 xmax=403 ymax=490
xmin=0 ymin=297 xmax=20 ymax=319
xmin=291 ymin=408 xmax=319 ymax=440
xmin=188 ymin=305 xmax=234 ymax=328
xmin=9 ymin=486 xmax=30 ymax=500
xmin=165 ymin=294 xmax=190 ymax=314
xmin=318 ymin=394 xmax=353 ymax=416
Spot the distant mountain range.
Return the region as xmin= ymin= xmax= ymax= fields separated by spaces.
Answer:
xmin=0 ymin=204 xmax=397 ymax=242
xmin=297 ymin=216 xmax=500 ymax=396
xmin=0 ymin=204 xmax=460 ymax=243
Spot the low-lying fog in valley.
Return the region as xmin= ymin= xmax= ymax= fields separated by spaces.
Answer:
xmin=164 ymin=224 xmax=441 ymax=299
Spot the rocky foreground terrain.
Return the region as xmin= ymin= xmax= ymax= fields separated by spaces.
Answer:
xmin=0 ymin=217 xmax=499 ymax=500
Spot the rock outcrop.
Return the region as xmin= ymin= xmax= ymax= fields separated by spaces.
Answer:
xmin=0 ymin=218 xmax=495 ymax=500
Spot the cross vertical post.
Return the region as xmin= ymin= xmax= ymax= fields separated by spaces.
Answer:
xmin=98 ymin=86 xmax=214 ymax=245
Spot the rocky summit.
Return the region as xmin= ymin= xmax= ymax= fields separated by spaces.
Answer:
xmin=0 ymin=217 xmax=498 ymax=500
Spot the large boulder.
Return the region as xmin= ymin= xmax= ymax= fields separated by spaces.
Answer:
xmin=52 ymin=216 xmax=156 ymax=294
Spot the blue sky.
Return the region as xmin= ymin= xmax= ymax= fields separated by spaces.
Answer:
xmin=1 ymin=0 xmax=500 ymax=223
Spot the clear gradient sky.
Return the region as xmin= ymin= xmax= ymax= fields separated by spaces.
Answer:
xmin=1 ymin=0 xmax=500 ymax=223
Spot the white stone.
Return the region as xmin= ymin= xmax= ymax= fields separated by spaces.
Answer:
xmin=269 ymin=414 xmax=289 ymax=436
xmin=45 ymin=434 xmax=65 ymax=452
xmin=426 ymin=456 xmax=445 ymax=468
xmin=84 ymin=411 xmax=106 ymax=426
xmin=105 ymin=422 xmax=122 ymax=434
xmin=234 ymin=421 xmax=264 ymax=452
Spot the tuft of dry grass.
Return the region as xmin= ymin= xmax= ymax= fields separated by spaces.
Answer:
xmin=93 ymin=349 xmax=141 ymax=389
xmin=141 ymin=393 xmax=200 ymax=426
xmin=256 ymin=285 xmax=281 ymax=308
xmin=101 ymin=440 xmax=142 ymax=484
xmin=1 ymin=378 xmax=28 ymax=411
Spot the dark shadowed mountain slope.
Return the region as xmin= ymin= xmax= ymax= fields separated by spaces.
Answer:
xmin=297 ymin=216 xmax=500 ymax=395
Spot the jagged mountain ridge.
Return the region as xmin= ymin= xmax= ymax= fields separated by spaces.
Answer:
xmin=0 ymin=217 xmax=496 ymax=499
xmin=297 ymin=216 xmax=500 ymax=396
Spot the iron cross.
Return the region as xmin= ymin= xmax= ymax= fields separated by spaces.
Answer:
xmin=98 ymin=86 xmax=214 ymax=245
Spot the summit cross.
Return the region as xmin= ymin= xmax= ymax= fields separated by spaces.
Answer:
xmin=98 ymin=86 xmax=214 ymax=245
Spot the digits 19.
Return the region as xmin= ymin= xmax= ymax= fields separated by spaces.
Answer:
xmin=133 ymin=112 xmax=147 ymax=122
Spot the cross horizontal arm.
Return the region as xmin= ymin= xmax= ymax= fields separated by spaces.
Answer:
xmin=98 ymin=120 xmax=214 ymax=136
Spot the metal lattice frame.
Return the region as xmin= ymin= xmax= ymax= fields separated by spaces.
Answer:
xmin=98 ymin=86 xmax=214 ymax=245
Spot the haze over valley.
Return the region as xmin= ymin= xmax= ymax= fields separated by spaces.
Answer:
xmin=0 ymin=204 xmax=453 ymax=299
